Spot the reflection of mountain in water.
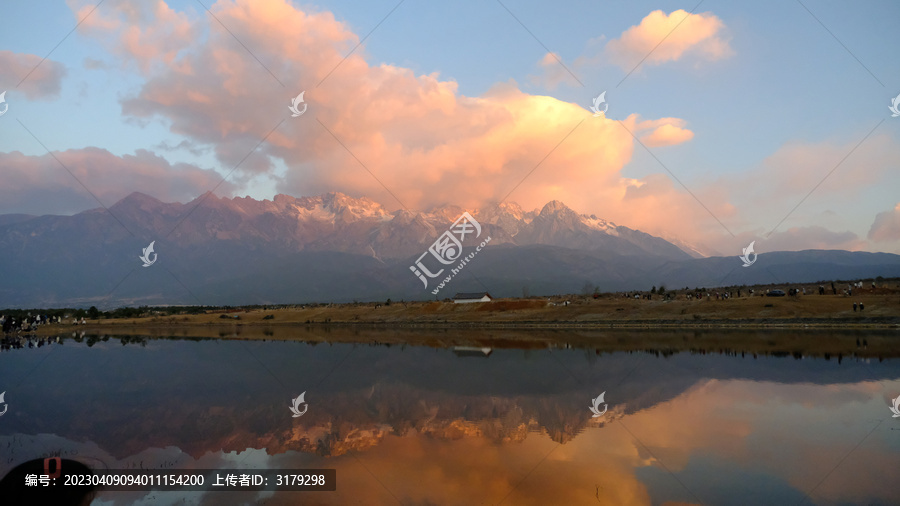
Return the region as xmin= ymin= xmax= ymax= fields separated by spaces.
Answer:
xmin=0 ymin=334 xmax=897 ymax=460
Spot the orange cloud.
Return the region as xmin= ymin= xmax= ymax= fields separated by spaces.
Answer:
xmin=633 ymin=117 xmax=695 ymax=147
xmin=605 ymin=10 xmax=733 ymax=70
xmin=617 ymin=172 xmax=735 ymax=252
xmin=72 ymin=0 xmax=691 ymax=216
xmin=640 ymin=124 xmax=694 ymax=147
xmin=0 ymin=51 xmax=67 ymax=99
xmin=63 ymin=0 xmax=893 ymax=257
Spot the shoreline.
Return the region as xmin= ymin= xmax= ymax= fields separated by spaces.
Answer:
xmin=21 ymin=293 xmax=900 ymax=334
xmin=42 ymin=317 xmax=900 ymax=333
xmin=19 ymin=323 xmax=900 ymax=359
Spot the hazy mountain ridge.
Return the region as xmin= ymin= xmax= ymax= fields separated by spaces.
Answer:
xmin=1 ymin=192 xmax=899 ymax=307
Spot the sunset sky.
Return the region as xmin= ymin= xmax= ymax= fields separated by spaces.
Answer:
xmin=1 ymin=0 xmax=899 ymax=256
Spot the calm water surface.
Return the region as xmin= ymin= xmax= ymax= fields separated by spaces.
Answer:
xmin=1 ymin=331 xmax=898 ymax=505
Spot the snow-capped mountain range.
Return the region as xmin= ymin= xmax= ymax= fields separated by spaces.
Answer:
xmin=1 ymin=192 xmax=898 ymax=307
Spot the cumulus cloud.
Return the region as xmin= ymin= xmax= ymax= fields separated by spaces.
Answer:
xmin=633 ymin=117 xmax=695 ymax=147
xmin=69 ymin=0 xmax=197 ymax=73
xmin=58 ymin=0 xmax=894 ymax=257
xmin=0 ymin=51 xmax=67 ymax=99
xmin=868 ymin=203 xmax=900 ymax=242
xmin=69 ymin=0 xmax=693 ymax=216
xmin=528 ymin=9 xmax=732 ymax=89
xmin=0 ymin=148 xmax=233 ymax=216
xmin=605 ymin=9 xmax=733 ymax=70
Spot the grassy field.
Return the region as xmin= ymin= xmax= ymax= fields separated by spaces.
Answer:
xmin=38 ymin=291 xmax=900 ymax=332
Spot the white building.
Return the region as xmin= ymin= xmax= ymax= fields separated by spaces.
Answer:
xmin=452 ymin=292 xmax=492 ymax=304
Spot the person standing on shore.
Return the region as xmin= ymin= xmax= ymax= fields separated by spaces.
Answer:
xmin=853 ymin=302 xmax=857 ymax=312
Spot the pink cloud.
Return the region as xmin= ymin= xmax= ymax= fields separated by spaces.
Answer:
xmin=0 ymin=51 xmax=67 ymax=99
xmin=719 ymin=135 xmax=899 ymax=245
xmin=750 ymin=136 xmax=896 ymax=198
xmin=605 ymin=9 xmax=733 ymax=70
xmin=0 ymin=148 xmax=232 ymax=215
xmin=763 ymin=226 xmax=865 ymax=252
xmin=69 ymin=0 xmax=197 ymax=73
xmin=868 ymin=203 xmax=900 ymax=242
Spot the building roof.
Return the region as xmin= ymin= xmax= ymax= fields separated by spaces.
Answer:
xmin=452 ymin=346 xmax=493 ymax=357
xmin=452 ymin=292 xmax=492 ymax=299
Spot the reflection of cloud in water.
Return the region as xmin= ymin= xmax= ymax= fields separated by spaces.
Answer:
xmin=3 ymin=377 xmax=897 ymax=505
xmin=3 ymin=336 xmax=900 ymax=504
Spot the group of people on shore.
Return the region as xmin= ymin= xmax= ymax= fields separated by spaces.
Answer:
xmin=2 ymin=314 xmax=53 ymax=334
xmin=615 ymin=280 xmax=883 ymax=303
xmin=0 ymin=314 xmax=85 ymax=335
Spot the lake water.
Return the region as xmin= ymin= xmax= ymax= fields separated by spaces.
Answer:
xmin=1 ymin=329 xmax=898 ymax=505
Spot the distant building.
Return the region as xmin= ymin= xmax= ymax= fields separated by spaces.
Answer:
xmin=453 ymin=292 xmax=492 ymax=304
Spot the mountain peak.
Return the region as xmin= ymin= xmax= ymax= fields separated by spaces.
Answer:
xmin=287 ymin=192 xmax=391 ymax=223
xmin=320 ymin=192 xmax=382 ymax=212
xmin=184 ymin=191 xmax=219 ymax=207
xmin=119 ymin=191 xmax=162 ymax=205
xmin=110 ymin=192 xmax=168 ymax=213
xmin=540 ymin=200 xmax=571 ymax=215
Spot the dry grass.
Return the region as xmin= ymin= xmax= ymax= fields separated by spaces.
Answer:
xmin=32 ymin=292 xmax=899 ymax=335
xmin=475 ymin=300 xmax=547 ymax=312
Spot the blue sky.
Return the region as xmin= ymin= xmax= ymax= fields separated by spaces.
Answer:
xmin=0 ymin=0 xmax=898 ymax=255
